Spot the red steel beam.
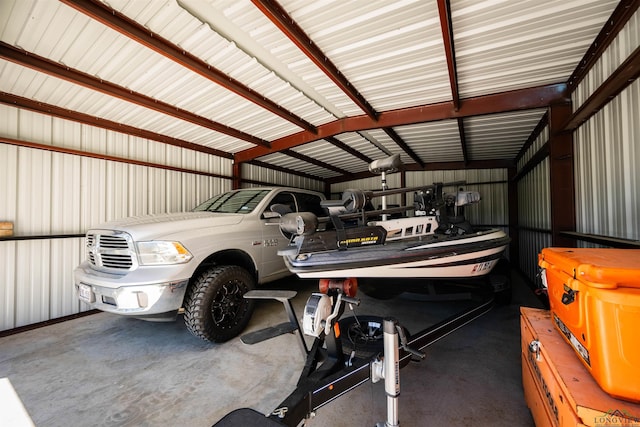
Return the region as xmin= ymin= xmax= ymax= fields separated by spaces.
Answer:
xmin=235 ymin=83 xmax=568 ymax=163
xmin=563 ymin=44 xmax=640 ymax=131
xmin=383 ymin=128 xmax=424 ymax=168
xmin=548 ymin=103 xmax=576 ymax=247
xmin=457 ymin=118 xmax=468 ymax=164
xmin=325 ymin=136 xmax=373 ymax=164
xmin=0 ymin=42 xmax=270 ymax=148
xmin=566 ymin=0 xmax=640 ymax=93
xmin=61 ymin=0 xmax=317 ymax=134
xmin=252 ymin=0 xmax=378 ymax=120
xmin=325 ymin=158 xmax=514 ymax=184
xmin=437 ymin=0 xmax=460 ymax=110
xmin=0 ymin=92 xmax=232 ymax=159
xmin=283 ymin=149 xmax=353 ymax=177
xmin=514 ymin=111 xmax=548 ymax=165
xmin=507 ymin=166 xmax=519 ymax=264
xmin=249 ymin=159 xmax=324 ymax=181
xmin=0 ymin=136 xmax=230 ymax=180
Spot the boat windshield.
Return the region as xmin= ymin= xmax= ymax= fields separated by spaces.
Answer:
xmin=192 ymin=189 xmax=271 ymax=214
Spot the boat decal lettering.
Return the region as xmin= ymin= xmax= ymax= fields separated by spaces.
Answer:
xmin=338 ymin=236 xmax=380 ymax=247
xmin=471 ymin=261 xmax=494 ymax=273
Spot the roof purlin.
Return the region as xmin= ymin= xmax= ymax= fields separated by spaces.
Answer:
xmin=437 ymin=0 xmax=460 ymax=110
xmin=252 ymin=0 xmax=379 ymax=121
xmin=325 ymin=136 xmax=373 ymax=164
xmin=0 ymin=42 xmax=270 ymax=148
xmin=0 ymin=92 xmax=233 ymax=159
xmin=283 ymin=149 xmax=353 ymax=177
xmin=566 ymin=0 xmax=640 ymax=93
xmin=248 ymin=159 xmax=324 ymax=181
xmin=326 ymin=159 xmax=515 ymax=185
xmin=234 ymin=83 xmax=569 ymax=163
xmin=457 ymin=118 xmax=469 ymax=165
xmin=60 ymin=0 xmax=318 ymax=135
xmin=383 ymin=128 xmax=424 ymax=168
xmin=563 ymin=45 xmax=640 ymax=131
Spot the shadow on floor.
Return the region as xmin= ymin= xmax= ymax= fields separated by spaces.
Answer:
xmin=0 ymin=269 xmax=543 ymax=427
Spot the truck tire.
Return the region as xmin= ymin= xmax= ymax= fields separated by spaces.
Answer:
xmin=184 ymin=265 xmax=256 ymax=342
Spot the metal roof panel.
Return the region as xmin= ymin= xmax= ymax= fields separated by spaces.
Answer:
xmin=465 ymin=109 xmax=547 ymax=160
xmin=452 ymin=0 xmax=619 ymax=97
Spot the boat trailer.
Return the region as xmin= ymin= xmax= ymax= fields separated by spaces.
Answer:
xmin=213 ymin=278 xmax=495 ymax=427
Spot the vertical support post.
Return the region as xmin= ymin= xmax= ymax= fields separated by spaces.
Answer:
xmin=400 ymin=170 xmax=407 ymax=211
xmin=232 ymin=161 xmax=241 ymax=190
xmin=381 ymin=171 xmax=389 ymax=221
xmin=548 ymin=102 xmax=576 ymax=247
xmin=383 ymin=318 xmax=400 ymax=427
xmin=507 ymin=166 xmax=519 ymax=266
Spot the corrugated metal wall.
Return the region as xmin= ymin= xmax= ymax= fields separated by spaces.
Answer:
xmin=0 ymin=239 xmax=83 ymax=330
xmin=517 ymin=154 xmax=552 ymax=282
xmin=0 ymin=105 xmax=235 ymax=331
xmin=406 ymin=169 xmax=509 ymax=229
xmin=241 ymin=162 xmax=324 ymax=193
xmin=572 ymin=9 xmax=640 ymax=244
xmin=574 ymin=78 xmax=640 ymax=244
xmin=515 ymin=7 xmax=640 ymax=281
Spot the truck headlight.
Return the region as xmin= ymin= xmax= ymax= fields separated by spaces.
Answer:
xmin=136 ymin=241 xmax=193 ymax=265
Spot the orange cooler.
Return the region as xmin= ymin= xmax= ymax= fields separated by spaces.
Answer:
xmin=538 ymin=248 xmax=640 ymax=403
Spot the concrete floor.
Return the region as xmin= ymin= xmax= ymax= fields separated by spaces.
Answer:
xmin=0 ymin=270 xmax=544 ymax=427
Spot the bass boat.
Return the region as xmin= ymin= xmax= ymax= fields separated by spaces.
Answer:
xmin=277 ymin=155 xmax=510 ymax=280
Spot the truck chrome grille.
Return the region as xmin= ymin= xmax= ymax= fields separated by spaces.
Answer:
xmin=97 ymin=235 xmax=129 ymax=249
xmin=86 ymin=231 xmax=136 ymax=271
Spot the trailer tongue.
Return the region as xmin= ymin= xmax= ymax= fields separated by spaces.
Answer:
xmin=213 ymin=278 xmax=495 ymax=427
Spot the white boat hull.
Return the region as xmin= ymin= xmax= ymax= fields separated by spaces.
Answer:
xmin=283 ymin=228 xmax=510 ymax=279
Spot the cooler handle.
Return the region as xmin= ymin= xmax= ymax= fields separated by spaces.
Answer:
xmin=561 ymin=285 xmax=578 ymax=305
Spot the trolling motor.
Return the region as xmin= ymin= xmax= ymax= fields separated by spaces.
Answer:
xmin=369 ymin=153 xmax=402 ymax=221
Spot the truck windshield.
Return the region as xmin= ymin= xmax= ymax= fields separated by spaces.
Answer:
xmin=192 ymin=189 xmax=271 ymax=214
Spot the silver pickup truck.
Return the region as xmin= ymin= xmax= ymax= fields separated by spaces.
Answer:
xmin=73 ymin=187 xmax=325 ymax=342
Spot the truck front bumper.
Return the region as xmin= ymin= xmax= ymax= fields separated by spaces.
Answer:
xmin=73 ymin=262 xmax=189 ymax=321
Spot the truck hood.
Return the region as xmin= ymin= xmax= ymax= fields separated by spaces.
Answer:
xmin=91 ymin=212 xmax=245 ymax=241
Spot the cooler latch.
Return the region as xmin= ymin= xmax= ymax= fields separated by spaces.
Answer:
xmin=528 ymin=340 xmax=541 ymax=361
xmin=561 ymin=285 xmax=578 ymax=305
